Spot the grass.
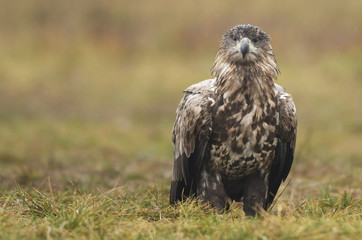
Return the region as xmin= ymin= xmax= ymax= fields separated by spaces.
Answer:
xmin=0 ymin=0 xmax=361 ymax=239
xmin=0 ymin=186 xmax=360 ymax=239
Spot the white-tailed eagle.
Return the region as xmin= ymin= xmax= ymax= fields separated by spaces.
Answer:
xmin=170 ymin=24 xmax=297 ymax=216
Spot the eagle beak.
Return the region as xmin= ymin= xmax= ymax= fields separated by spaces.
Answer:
xmin=240 ymin=38 xmax=250 ymax=58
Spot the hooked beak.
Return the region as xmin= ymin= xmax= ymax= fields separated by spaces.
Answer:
xmin=234 ymin=37 xmax=254 ymax=59
xmin=240 ymin=38 xmax=250 ymax=58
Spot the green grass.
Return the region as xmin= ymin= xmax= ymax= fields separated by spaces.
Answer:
xmin=0 ymin=0 xmax=361 ymax=239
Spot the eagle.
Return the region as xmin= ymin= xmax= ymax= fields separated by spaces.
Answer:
xmin=169 ymin=24 xmax=297 ymax=216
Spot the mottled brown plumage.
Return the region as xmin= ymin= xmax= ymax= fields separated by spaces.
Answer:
xmin=170 ymin=25 xmax=297 ymax=216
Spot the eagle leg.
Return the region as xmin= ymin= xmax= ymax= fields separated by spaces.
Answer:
xmin=197 ymin=170 xmax=229 ymax=211
xmin=242 ymin=173 xmax=268 ymax=216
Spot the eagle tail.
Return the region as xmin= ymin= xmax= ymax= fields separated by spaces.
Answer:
xmin=169 ymin=180 xmax=194 ymax=204
xmin=170 ymin=180 xmax=183 ymax=204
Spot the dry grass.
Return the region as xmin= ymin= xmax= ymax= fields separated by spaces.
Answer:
xmin=0 ymin=185 xmax=360 ymax=239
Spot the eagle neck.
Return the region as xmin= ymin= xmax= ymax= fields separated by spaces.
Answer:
xmin=214 ymin=64 xmax=276 ymax=99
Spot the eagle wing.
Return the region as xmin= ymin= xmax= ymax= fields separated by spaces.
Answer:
xmin=170 ymin=79 xmax=215 ymax=204
xmin=267 ymin=83 xmax=297 ymax=206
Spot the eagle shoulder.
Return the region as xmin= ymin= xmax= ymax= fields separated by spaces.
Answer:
xmin=184 ymin=78 xmax=216 ymax=94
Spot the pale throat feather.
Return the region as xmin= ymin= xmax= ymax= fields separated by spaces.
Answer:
xmin=211 ymin=48 xmax=279 ymax=95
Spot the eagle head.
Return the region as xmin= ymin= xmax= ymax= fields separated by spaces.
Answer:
xmin=212 ymin=25 xmax=279 ymax=80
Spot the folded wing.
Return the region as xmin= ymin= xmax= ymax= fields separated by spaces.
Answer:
xmin=267 ymin=84 xmax=297 ymax=206
xmin=170 ymin=79 xmax=215 ymax=204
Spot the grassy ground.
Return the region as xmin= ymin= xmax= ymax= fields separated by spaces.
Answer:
xmin=0 ymin=0 xmax=361 ymax=239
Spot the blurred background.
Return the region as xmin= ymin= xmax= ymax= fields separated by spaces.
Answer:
xmin=0 ymin=0 xmax=361 ymax=197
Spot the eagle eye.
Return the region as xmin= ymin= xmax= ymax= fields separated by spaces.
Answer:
xmin=230 ymin=35 xmax=238 ymax=41
xmin=252 ymin=38 xmax=258 ymax=44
